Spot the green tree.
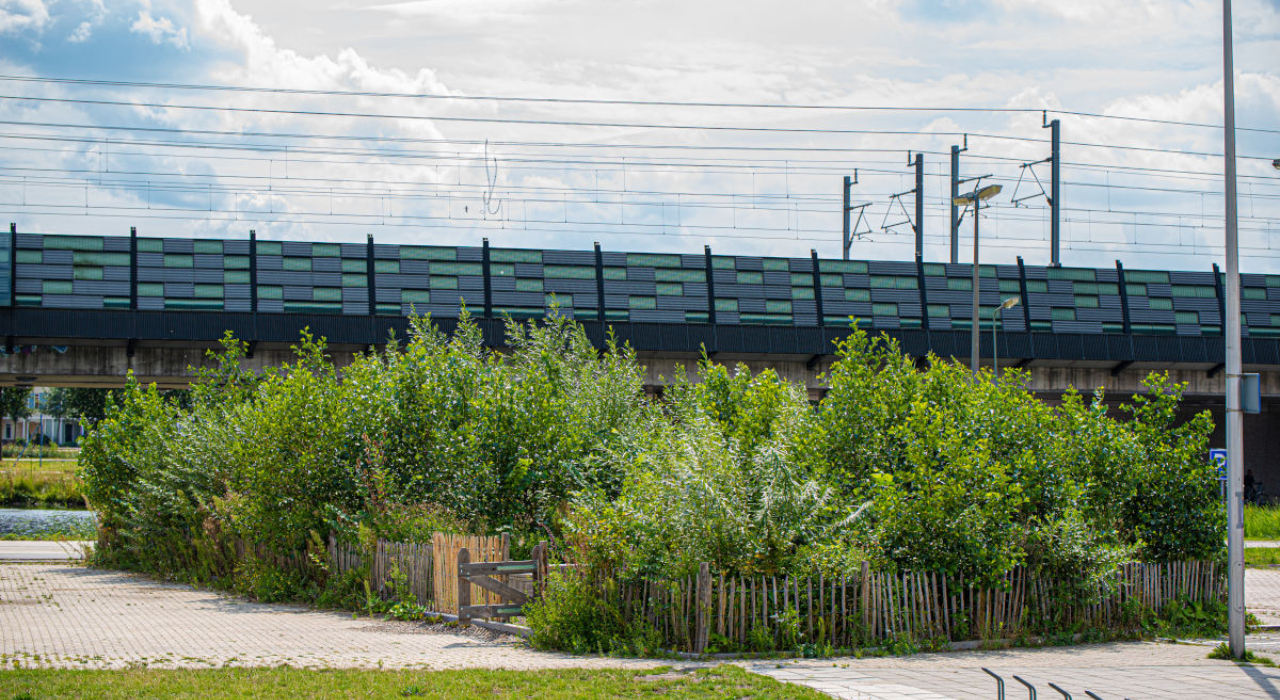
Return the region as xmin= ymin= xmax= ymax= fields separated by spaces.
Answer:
xmin=44 ymin=388 xmax=112 ymax=423
xmin=0 ymin=387 xmax=32 ymax=438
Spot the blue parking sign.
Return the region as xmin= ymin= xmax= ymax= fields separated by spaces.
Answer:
xmin=1210 ymin=449 xmax=1228 ymax=481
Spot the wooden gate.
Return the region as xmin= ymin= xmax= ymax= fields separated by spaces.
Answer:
xmin=458 ymin=541 xmax=548 ymax=623
xmin=431 ymin=533 xmax=510 ymax=614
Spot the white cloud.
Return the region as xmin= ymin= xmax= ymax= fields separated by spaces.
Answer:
xmin=195 ymin=0 xmax=449 ymax=93
xmin=131 ymin=9 xmax=189 ymax=49
xmin=0 ymin=0 xmax=50 ymax=34
xmin=66 ymin=0 xmax=106 ymax=43
xmin=371 ymin=0 xmax=566 ymax=24
xmin=67 ymin=20 xmax=92 ymax=42
xmin=3 ymin=0 xmax=1277 ymax=268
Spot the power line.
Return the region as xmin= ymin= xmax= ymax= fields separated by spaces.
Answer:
xmin=6 ymin=133 xmax=1278 ymax=198
xmin=2 ymin=118 xmax=1278 ymax=184
xmin=1 ymin=93 xmax=1276 ymax=162
xmin=2 ymin=73 xmax=1276 ymax=134
xmin=5 ymin=163 xmax=1277 ymax=227
xmin=8 ymin=185 xmax=1276 ymax=236
xmin=3 ymin=143 xmax=1277 ymax=210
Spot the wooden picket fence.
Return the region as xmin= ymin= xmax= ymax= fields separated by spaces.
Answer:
xmin=432 ymin=533 xmax=511 ymax=614
xmin=607 ymin=560 xmax=1224 ymax=653
xmin=232 ymin=538 xmax=309 ymax=577
xmin=326 ymin=532 xmax=508 ymax=613
xmin=329 ymin=537 xmax=435 ymax=603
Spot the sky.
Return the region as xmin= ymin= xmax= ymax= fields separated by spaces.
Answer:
xmin=0 ymin=0 xmax=1277 ymax=272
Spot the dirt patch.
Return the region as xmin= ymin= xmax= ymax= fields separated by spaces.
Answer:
xmin=636 ymin=667 xmax=702 ymax=682
xmin=360 ymin=619 xmax=525 ymax=644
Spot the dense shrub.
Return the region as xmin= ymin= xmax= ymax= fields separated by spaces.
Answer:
xmin=80 ymin=311 xmax=648 ymax=584
xmin=80 ymin=314 xmax=1223 ymax=607
xmin=565 ymin=328 xmax=1222 ymax=588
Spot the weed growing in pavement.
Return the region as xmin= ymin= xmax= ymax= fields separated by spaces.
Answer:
xmin=1209 ymin=642 xmax=1278 ymax=667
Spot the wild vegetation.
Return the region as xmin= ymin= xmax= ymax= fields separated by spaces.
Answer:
xmin=0 ymin=468 xmax=84 ymax=508
xmin=78 ymin=312 xmax=1225 ymax=649
xmin=1245 ymin=504 xmax=1280 ymax=540
xmin=2 ymin=445 xmax=83 ymax=508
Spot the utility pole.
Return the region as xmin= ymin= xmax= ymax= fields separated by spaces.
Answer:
xmin=950 ymin=143 xmax=966 ymax=264
xmin=841 ymin=173 xmax=866 ymax=260
xmin=914 ymin=153 xmax=924 ymax=260
xmin=970 ymin=202 xmax=981 ymax=374
xmin=843 ymin=175 xmax=852 ymax=261
xmin=1223 ymin=0 xmax=1245 ymax=660
xmin=1046 ymin=118 xmax=1062 ymax=266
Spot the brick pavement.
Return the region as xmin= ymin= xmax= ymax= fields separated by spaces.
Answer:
xmin=0 ymin=541 xmax=91 ymax=562
xmin=745 ymin=568 xmax=1280 ymax=699
xmin=0 ymin=563 xmax=662 ymax=671
xmin=746 ymin=643 xmax=1280 ymax=699
xmin=6 ymin=562 xmax=1280 ymax=699
xmin=1250 ymin=567 xmax=1280 ymax=626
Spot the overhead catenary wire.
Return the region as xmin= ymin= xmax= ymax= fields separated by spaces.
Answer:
xmin=1 ymin=93 xmax=1277 ymax=162
xmin=2 ymin=80 xmax=1278 ymax=269
xmin=5 ymin=165 xmax=1279 ymax=229
xmin=3 ymin=133 xmax=1279 ymax=198
xmin=1 ymin=73 xmax=1276 ymax=134
xmin=9 ymin=188 xmax=1276 ymax=238
xmin=1 ymin=118 xmax=1278 ymax=185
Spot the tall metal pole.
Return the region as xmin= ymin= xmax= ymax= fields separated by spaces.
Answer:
xmin=950 ymin=147 xmax=960 ymax=264
xmin=1223 ymin=0 xmax=1245 ymax=659
xmin=1050 ymin=119 xmax=1061 ymax=267
xmin=992 ymin=305 xmax=999 ymax=378
xmin=914 ymin=154 xmax=924 ymax=260
xmin=970 ymin=200 xmax=981 ymax=375
xmin=8 ymin=223 xmax=16 ymax=309
xmin=842 ymin=175 xmax=852 ymax=261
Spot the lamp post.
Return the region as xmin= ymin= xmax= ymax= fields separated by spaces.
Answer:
xmin=1223 ymin=0 xmax=1245 ymax=659
xmin=992 ymin=296 xmax=1020 ymax=378
xmin=953 ymin=183 xmax=1003 ymax=375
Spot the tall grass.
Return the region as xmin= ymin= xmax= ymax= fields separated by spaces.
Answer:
xmin=1245 ymin=504 xmax=1280 ymax=540
xmin=0 ymin=471 xmax=84 ymax=508
xmin=2 ymin=442 xmax=69 ymax=459
xmin=3 ymin=459 xmax=79 ymax=474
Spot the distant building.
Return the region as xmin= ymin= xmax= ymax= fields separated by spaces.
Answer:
xmin=1 ymin=388 xmax=85 ymax=445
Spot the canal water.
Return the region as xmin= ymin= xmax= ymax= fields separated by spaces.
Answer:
xmin=0 ymin=508 xmax=96 ymax=539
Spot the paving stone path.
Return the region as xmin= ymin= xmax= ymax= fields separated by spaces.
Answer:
xmin=6 ymin=562 xmax=1280 ymax=699
xmin=0 ymin=563 xmax=661 ymax=671
xmin=1250 ymin=567 xmax=1280 ymax=626
xmin=747 ymin=568 xmax=1280 ymax=699
xmin=746 ymin=641 xmax=1280 ymax=699
xmin=0 ymin=541 xmax=91 ymax=562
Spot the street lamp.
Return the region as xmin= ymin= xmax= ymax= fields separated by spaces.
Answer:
xmin=1223 ymin=0 xmax=1245 ymax=658
xmin=992 ymin=296 xmax=1020 ymax=378
xmin=952 ymin=183 xmax=1003 ymax=375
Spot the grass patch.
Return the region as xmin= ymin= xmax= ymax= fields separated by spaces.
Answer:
xmin=1208 ymin=641 xmax=1279 ymax=667
xmin=0 ymin=470 xmax=84 ymax=508
xmin=2 ymin=459 xmax=79 ymax=474
xmin=1246 ymin=505 xmax=1280 ymax=540
xmin=1 ymin=449 xmax=83 ymax=508
xmin=1245 ymin=548 xmax=1280 ymax=568
xmin=1 ymin=444 xmax=72 ymax=459
xmin=0 ymin=665 xmax=823 ymax=699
